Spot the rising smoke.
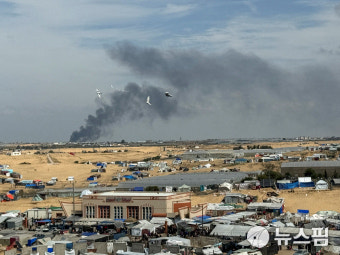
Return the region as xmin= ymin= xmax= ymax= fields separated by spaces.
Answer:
xmin=70 ymin=82 xmax=179 ymax=142
xmin=70 ymin=42 xmax=340 ymax=142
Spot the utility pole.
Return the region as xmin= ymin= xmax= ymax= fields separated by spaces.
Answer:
xmin=72 ymin=180 xmax=75 ymax=226
xmin=201 ymin=204 xmax=204 ymax=234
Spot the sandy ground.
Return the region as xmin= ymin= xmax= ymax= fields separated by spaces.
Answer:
xmin=0 ymin=140 xmax=339 ymax=214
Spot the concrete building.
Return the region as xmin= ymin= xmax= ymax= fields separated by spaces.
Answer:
xmin=82 ymin=191 xmax=191 ymax=220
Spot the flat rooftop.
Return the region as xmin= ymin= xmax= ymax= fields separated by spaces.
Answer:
xmin=86 ymin=191 xmax=178 ymax=197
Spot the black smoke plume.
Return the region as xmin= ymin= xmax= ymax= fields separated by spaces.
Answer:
xmin=70 ymin=42 xmax=340 ymax=142
xmin=70 ymin=82 xmax=179 ymax=142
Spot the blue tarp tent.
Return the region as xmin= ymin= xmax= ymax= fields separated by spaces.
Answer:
xmin=27 ymin=237 xmax=37 ymax=246
xmin=132 ymin=187 xmax=144 ymax=191
xmin=96 ymin=162 xmax=107 ymax=168
xmin=133 ymin=171 xmax=141 ymax=175
xmin=235 ymin=158 xmax=247 ymax=163
xmin=123 ymin=175 xmax=137 ymax=180
xmin=193 ymin=215 xmax=212 ymax=223
xmin=299 ymin=182 xmax=315 ymax=188
xmin=81 ymin=232 xmax=97 ymax=237
xmin=277 ymin=181 xmax=299 ymax=190
xmin=297 ymin=209 xmax=309 ymax=215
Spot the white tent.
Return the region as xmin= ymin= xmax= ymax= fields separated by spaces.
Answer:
xmin=315 ymin=180 xmax=328 ymax=190
xmin=150 ymin=217 xmax=174 ymax=225
xmin=178 ymin=184 xmax=191 ymax=192
xmin=298 ymin=177 xmax=312 ymax=183
xmin=80 ymin=189 xmax=93 ymax=198
xmin=219 ymin=182 xmax=233 ymax=191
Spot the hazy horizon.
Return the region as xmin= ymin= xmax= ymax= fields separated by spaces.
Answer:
xmin=1 ymin=1 xmax=340 ymax=142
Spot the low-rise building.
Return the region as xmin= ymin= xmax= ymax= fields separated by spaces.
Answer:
xmin=82 ymin=191 xmax=191 ymax=220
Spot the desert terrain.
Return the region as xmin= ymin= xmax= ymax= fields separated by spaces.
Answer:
xmin=0 ymin=140 xmax=339 ymax=214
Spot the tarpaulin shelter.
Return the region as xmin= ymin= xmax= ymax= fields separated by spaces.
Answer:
xmin=297 ymin=209 xmax=309 ymax=217
xmin=4 ymin=178 xmax=14 ymax=184
xmin=80 ymin=189 xmax=93 ymax=198
xmin=299 ymin=182 xmax=315 ymax=188
xmin=123 ymin=175 xmax=137 ymax=180
xmin=277 ymin=181 xmax=299 ymax=190
xmin=32 ymin=194 xmax=43 ymax=201
xmin=315 ymin=180 xmax=328 ymax=190
xmin=6 ymin=194 xmax=14 ymax=200
xmin=178 ymin=184 xmax=191 ymax=192
xmin=219 ymin=182 xmax=233 ymax=191
xmin=132 ymin=187 xmax=143 ymax=191
xmin=150 ymin=217 xmax=174 ymax=225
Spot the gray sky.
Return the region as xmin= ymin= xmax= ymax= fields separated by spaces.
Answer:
xmin=1 ymin=1 xmax=340 ymax=142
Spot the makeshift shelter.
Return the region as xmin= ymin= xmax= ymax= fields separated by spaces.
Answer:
xmin=316 ymin=211 xmax=340 ymax=218
xmin=6 ymin=193 xmax=14 ymax=200
xmin=123 ymin=175 xmax=137 ymax=180
xmin=331 ymin=178 xmax=340 ymax=189
xmin=223 ymin=193 xmax=246 ymax=204
xmin=260 ymin=179 xmax=276 ymax=188
xmin=315 ymin=180 xmax=329 ymax=190
xmin=247 ymin=202 xmax=284 ymax=215
xmin=4 ymin=178 xmax=14 ymax=184
xmin=6 ymin=217 xmax=24 ymax=229
xmin=131 ymin=220 xmax=159 ymax=236
xmin=219 ymin=182 xmax=233 ymax=191
xmin=32 ymin=194 xmax=43 ymax=202
xmin=178 ymin=184 xmax=191 ymax=192
xmin=297 ymin=209 xmax=309 ymax=217
xmin=210 ymin=225 xmax=252 ymax=237
xmin=207 ymin=203 xmax=234 ymax=214
xmin=277 ymin=181 xmax=299 ymax=190
xmin=80 ymin=189 xmax=93 ymax=198
xmin=150 ymin=217 xmax=174 ymax=225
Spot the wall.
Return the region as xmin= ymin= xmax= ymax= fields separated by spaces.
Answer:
xmin=281 ymin=166 xmax=340 ymax=177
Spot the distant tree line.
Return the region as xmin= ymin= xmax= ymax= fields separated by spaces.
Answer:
xmin=247 ymin=145 xmax=273 ymax=149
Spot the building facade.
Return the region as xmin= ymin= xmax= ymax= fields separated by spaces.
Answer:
xmin=82 ymin=192 xmax=191 ymax=220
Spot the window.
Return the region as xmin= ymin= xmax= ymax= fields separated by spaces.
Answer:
xmin=98 ymin=206 xmax=110 ymax=218
xmin=114 ymin=206 xmax=123 ymax=219
xmin=85 ymin=206 xmax=95 ymax=218
xmin=142 ymin=207 xmax=152 ymax=220
xmin=127 ymin=206 xmax=139 ymax=220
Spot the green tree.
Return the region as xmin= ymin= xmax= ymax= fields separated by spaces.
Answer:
xmin=285 ymin=172 xmax=291 ymax=178
xmin=304 ymin=168 xmax=317 ymax=179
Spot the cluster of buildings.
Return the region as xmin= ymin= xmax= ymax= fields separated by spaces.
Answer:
xmin=0 ymin=189 xmax=340 ymax=255
xmin=1 ymin=144 xmax=340 ymax=254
